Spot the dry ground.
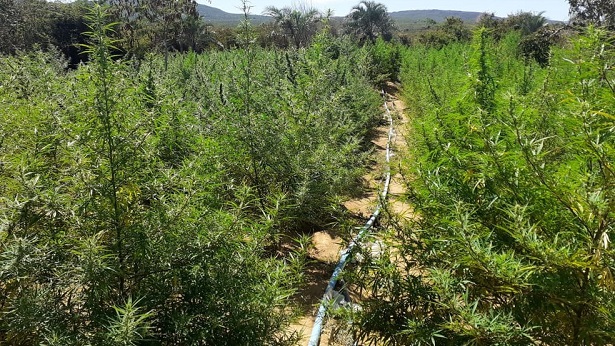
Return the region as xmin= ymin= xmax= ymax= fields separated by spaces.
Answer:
xmin=288 ymin=89 xmax=413 ymax=345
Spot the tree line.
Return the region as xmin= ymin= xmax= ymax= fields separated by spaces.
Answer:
xmin=1 ymin=0 xmax=613 ymax=64
xmin=0 ymin=0 xmax=396 ymax=64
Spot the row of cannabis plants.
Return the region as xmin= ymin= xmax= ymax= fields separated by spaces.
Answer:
xmin=345 ymin=28 xmax=615 ymax=345
xmin=0 ymin=6 xmax=384 ymax=345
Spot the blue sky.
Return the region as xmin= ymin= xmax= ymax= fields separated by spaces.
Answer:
xmin=204 ymin=0 xmax=570 ymax=21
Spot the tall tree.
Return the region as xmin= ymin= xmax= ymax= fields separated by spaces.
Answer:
xmin=477 ymin=12 xmax=502 ymax=30
xmin=0 ymin=0 xmax=18 ymax=53
xmin=263 ymin=4 xmax=322 ymax=48
xmin=569 ymin=0 xmax=615 ymax=28
xmin=345 ymin=1 xmax=395 ymax=44
xmin=505 ymin=11 xmax=548 ymax=36
xmin=0 ymin=0 xmax=54 ymax=54
xmin=0 ymin=0 xmax=90 ymax=64
xmin=441 ymin=16 xmax=472 ymax=42
xmin=104 ymin=0 xmax=202 ymax=57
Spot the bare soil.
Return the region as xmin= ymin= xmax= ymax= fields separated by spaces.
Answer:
xmin=288 ymin=89 xmax=412 ymax=345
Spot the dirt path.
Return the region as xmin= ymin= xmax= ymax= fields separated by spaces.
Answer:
xmin=289 ymin=89 xmax=412 ymax=345
xmin=387 ymin=97 xmax=413 ymax=221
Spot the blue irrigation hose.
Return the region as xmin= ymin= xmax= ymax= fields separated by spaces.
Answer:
xmin=308 ymin=93 xmax=394 ymax=346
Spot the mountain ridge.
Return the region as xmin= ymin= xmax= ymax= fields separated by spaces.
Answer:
xmin=197 ymin=4 xmax=487 ymax=25
xmin=389 ymin=9 xmax=484 ymax=23
xmin=196 ymin=4 xmax=272 ymax=25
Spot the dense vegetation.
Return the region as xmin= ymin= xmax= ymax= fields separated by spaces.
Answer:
xmin=349 ymin=26 xmax=615 ymax=346
xmin=0 ymin=5 xmax=385 ymax=344
xmin=2 ymin=0 xmax=615 ymax=345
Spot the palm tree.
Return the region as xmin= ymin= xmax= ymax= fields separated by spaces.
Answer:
xmin=264 ymin=5 xmax=322 ymax=48
xmin=345 ymin=1 xmax=394 ymax=44
xmin=505 ymin=11 xmax=547 ymax=36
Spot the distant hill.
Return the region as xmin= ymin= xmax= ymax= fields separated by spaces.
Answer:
xmin=196 ymin=4 xmax=272 ymax=25
xmin=389 ymin=9 xmax=485 ymax=23
xmin=197 ymin=5 xmax=488 ymax=26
